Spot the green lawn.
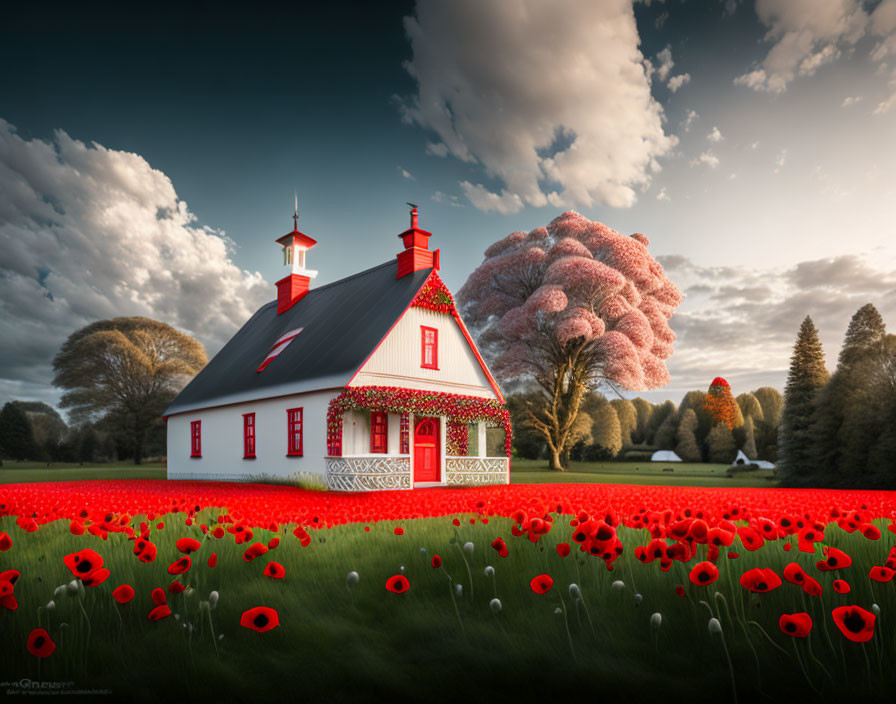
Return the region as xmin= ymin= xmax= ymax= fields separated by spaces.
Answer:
xmin=0 ymin=458 xmax=777 ymax=487
xmin=511 ymin=458 xmax=779 ymax=487
xmin=0 ymin=460 xmax=167 ymax=484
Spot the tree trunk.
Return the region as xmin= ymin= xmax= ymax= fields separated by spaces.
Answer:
xmin=548 ymin=446 xmax=566 ymax=471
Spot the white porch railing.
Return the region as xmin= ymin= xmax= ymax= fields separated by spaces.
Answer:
xmin=445 ymin=457 xmax=508 ymax=486
xmin=325 ymin=455 xmax=412 ymax=491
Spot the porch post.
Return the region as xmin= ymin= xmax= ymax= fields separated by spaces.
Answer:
xmin=439 ymin=415 xmax=447 ymax=480
xmin=477 ymin=421 xmax=486 ymax=458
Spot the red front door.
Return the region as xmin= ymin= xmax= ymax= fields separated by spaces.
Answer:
xmin=414 ymin=417 xmax=440 ymax=483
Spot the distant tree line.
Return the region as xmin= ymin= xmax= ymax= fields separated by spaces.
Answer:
xmin=778 ymin=304 xmax=896 ymax=489
xmin=508 ymin=378 xmax=782 ymax=466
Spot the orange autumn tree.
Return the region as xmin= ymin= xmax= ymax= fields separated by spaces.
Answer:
xmin=703 ymin=377 xmax=744 ymax=430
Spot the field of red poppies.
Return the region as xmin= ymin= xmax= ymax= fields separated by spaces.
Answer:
xmin=1 ymin=480 xmax=895 ymax=702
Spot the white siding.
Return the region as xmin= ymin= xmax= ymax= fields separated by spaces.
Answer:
xmin=166 ymin=389 xmax=340 ymax=481
xmin=350 ymin=307 xmax=498 ymax=399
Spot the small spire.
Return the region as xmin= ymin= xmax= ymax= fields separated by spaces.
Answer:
xmin=293 ymin=191 xmax=299 ymax=231
xmin=407 ymin=202 xmax=418 ymax=229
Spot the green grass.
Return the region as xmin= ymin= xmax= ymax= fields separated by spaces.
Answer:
xmin=0 ymin=460 xmax=166 ymax=484
xmin=512 ymin=458 xmax=779 ymax=487
xmin=0 ymin=511 xmax=892 ymax=702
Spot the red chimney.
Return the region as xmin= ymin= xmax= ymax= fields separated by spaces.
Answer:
xmin=275 ymin=203 xmax=318 ymax=314
xmin=396 ymin=205 xmax=434 ymax=278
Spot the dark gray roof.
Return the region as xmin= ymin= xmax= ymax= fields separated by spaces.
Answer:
xmin=164 ymin=260 xmax=432 ymax=416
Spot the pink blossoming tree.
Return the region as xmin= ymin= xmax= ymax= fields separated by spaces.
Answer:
xmin=457 ymin=212 xmax=682 ymax=470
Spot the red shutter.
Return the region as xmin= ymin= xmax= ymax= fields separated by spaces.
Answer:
xmin=287 ymin=408 xmax=303 ymax=456
xmin=243 ymin=413 xmax=256 ymax=459
xmin=190 ymin=420 xmax=202 ymax=457
xmin=421 ymin=326 xmax=438 ymax=369
xmin=400 ymin=413 xmax=409 ymax=454
xmin=370 ymin=411 xmax=388 ymax=453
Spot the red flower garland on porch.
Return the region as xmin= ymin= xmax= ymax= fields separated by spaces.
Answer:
xmin=326 ymin=386 xmax=511 ymax=457
xmin=410 ymin=273 xmax=455 ymax=315
xmin=446 ymin=420 xmax=469 ymax=456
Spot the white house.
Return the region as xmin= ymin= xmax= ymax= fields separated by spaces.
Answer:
xmin=164 ymin=205 xmax=510 ymax=490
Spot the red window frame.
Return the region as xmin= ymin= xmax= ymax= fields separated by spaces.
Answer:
xmin=287 ymin=408 xmax=303 ymax=456
xmin=370 ymin=411 xmax=388 ymax=454
xmin=421 ymin=326 xmax=439 ymax=370
xmin=190 ymin=420 xmax=202 ymax=458
xmin=243 ymin=413 xmax=256 ymax=459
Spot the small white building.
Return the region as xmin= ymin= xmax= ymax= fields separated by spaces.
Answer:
xmin=164 ymin=206 xmax=510 ymax=490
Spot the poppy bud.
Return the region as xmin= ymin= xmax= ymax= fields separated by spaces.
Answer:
xmin=650 ymin=613 xmax=662 ymax=630
xmin=569 ymin=583 xmax=582 ymax=600
xmin=872 ymin=604 xmax=881 ymax=616
xmin=611 ymin=580 xmax=625 ymax=591
xmin=484 ymin=566 xmax=494 ymax=577
xmin=46 ymin=600 xmax=56 ymax=611
xmin=634 ymin=593 xmax=643 ymax=606
xmin=455 ymin=584 xmax=463 ymax=596
xmin=54 ymin=585 xmax=66 ymax=599
xmin=208 ymin=591 xmax=219 ymax=609
xmin=489 ymin=598 xmax=502 ymax=613
xmin=708 ymin=618 xmax=722 ymax=635
xmin=66 ymin=580 xmax=79 ymax=597
xmin=346 ymin=571 xmax=359 ymax=587
xmin=463 ymin=542 xmax=474 ymax=556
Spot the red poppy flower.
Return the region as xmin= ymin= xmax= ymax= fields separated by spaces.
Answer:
xmin=82 ymin=567 xmax=111 ymax=588
xmin=176 ymin=538 xmax=202 ymax=554
xmin=208 ymin=553 xmax=218 ymax=568
xmin=832 ymin=605 xmax=876 ymax=642
xmin=240 ymin=606 xmax=280 ymax=632
xmin=113 ymin=584 xmax=135 ymax=604
xmin=740 ymin=568 xmax=782 ymax=593
xmin=148 ymin=604 xmax=172 ymax=621
xmin=26 ymin=628 xmax=55 ymax=658
xmin=727 ymin=551 xmax=739 ymax=560
xmin=802 ymin=576 xmax=823 ymax=597
xmin=689 ymin=561 xmax=720 ymax=586
xmin=869 ymin=566 xmax=895 ymax=582
xmin=783 ymin=562 xmax=807 ymax=585
xmin=167 ymin=556 xmax=192 ymax=575
xmin=268 ymin=537 xmax=280 ymax=549
xmin=212 ymin=526 xmax=225 ymax=539
xmin=169 ymin=581 xmax=187 ymax=594
xmin=530 ymin=574 xmax=553 ymax=594
xmin=737 ymin=526 xmax=764 ymax=551
xmin=833 ymin=579 xmax=851 ymax=594
xmin=263 ymin=561 xmax=286 ymax=579
xmin=63 ymin=548 xmax=104 ymax=578
xmin=817 ymin=547 xmax=852 ymax=571
xmin=783 ymin=542 xmax=792 ymax=552
xmin=134 ymin=540 xmax=157 ymax=563
xmin=556 ymin=543 xmax=571 ymax=557
xmin=394 ymin=527 xmax=404 ymax=535
xmin=779 ymin=612 xmax=812 ymax=638
xmin=452 ymin=518 xmax=460 ymax=527
xmin=151 ymin=587 xmax=167 ymax=605
xmin=431 ymin=555 xmax=442 ymax=568
xmin=861 ymin=523 xmax=882 ymax=540
xmin=491 ymin=538 xmax=508 ymax=558
xmin=243 ymin=543 xmax=269 ymax=562
xmin=0 ymin=532 xmax=10 ymax=551
xmin=386 ymin=574 xmax=410 ymax=594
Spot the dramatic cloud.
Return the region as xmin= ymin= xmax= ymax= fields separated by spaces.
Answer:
xmin=653 ymin=253 xmax=896 ymax=396
xmin=0 ymin=120 xmax=270 ymax=406
xmin=400 ymin=0 xmax=675 ymax=212
xmin=736 ymin=0 xmax=896 ymax=94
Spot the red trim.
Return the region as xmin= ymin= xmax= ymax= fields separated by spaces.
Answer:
xmin=452 ymin=310 xmax=505 ymax=403
xmin=243 ymin=413 xmax=256 ymax=459
xmin=421 ymin=325 xmax=439 ymax=370
xmin=370 ymin=411 xmax=388 ymax=453
xmin=345 ymin=269 xmax=435 ymax=387
xmin=275 ymin=229 xmax=317 ymax=248
xmin=190 ymin=420 xmax=202 ymax=458
xmin=287 ymin=407 xmax=303 ymax=456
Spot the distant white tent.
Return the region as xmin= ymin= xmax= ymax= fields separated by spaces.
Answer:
xmin=651 ymin=450 xmax=682 ymax=462
xmin=732 ymin=450 xmax=775 ymax=469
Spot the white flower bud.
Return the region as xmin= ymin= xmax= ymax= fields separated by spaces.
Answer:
xmin=568 ymin=583 xmax=582 ymax=600
xmin=46 ymin=600 xmax=56 ymax=611
xmin=489 ymin=598 xmax=502 ymax=613
xmin=611 ymin=580 xmax=625 ymax=591
xmin=346 ymin=571 xmax=359 ymax=587
xmin=54 ymin=585 xmax=66 ymax=599
xmin=650 ymin=612 xmax=662 ymax=630
xmin=208 ymin=590 xmax=219 ymax=608
xmin=463 ymin=542 xmax=474 ymax=556
xmin=66 ymin=580 xmax=79 ymax=597
xmin=455 ymin=583 xmax=463 ymax=596
xmin=484 ymin=566 xmax=495 ymax=577
xmin=554 ymin=607 xmax=563 ymax=615
xmin=708 ymin=618 xmax=722 ymax=635
xmin=634 ymin=593 xmax=643 ymax=606
xmin=872 ymin=603 xmax=881 ymax=616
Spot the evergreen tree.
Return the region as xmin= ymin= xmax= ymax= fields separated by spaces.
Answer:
xmin=630 ymin=398 xmax=653 ymax=444
xmin=678 ymin=390 xmax=713 ymax=447
xmin=645 ymin=400 xmax=676 ymax=445
xmin=736 ymin=393 xmax=763 ymax=423
xmin=0 ymin=402 xmax=38 ymax=460
xmin=654 ymin=413 xmax=678 ymax=451
xmin=592 ymin=404 xmax=623 ymax=457
xmin=706 ymin=422 xmax=736 ymax=464
xmin=779 ymin=316 xmax=829 ymax=485
xmin=809 ymin=305 xmax=885 ymax=484
xmin=609 ymin=399 xmax=637 ymax=447
xmin=741 ymin=415 xmax=758 ymax=460
xmin=674 ymin=408 xmax=701 ymax=462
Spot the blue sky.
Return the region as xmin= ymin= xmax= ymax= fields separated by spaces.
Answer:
xmin=2 ymin=0 xmax=895 ymax=412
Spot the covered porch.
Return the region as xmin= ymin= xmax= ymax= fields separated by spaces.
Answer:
xmin=324 ymin=387 xmax=510 ymax=491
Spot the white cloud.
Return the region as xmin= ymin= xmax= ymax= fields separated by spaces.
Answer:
xmin=841 ymin=95 xmax=862 ymax=106
xmin=431 ymin=190 xmax=462 ymax=207
xmin=774 ymin=148 xmax=787 ymax=172
xmin=398 ymin=166 xmax=416 ymax=181
xmin=734 ymin=0 xmax=896 ymax=93
xmin=656 ymin=186 xmax=670 ymax=201
xmin=750 ymin=140 xmax=761 ymax=150
xmin=656 ymin=46 xmax=675 ymax=82
xmin=690 ymin=150 xmax=720 ymax=168
xmin=425 ymin=141 xmax=449 ymax=157
xmin=681 ymin=109 xmax=699 ymax=132
xmin=400 ymin=0 xmax=675 ymax=212
xmin=0 ymin=120 xmax=270 ymax=396
xmin=667 ymin=73 xmax=691 ymax=92
xmin=707 ymin=126 xmax=723 ymax=142
xmin=873 ymin=66 xmax=896 ymax=114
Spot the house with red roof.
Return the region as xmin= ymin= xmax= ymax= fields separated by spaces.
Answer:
xmin=164 ymin=206 xmax=510 ymax=490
